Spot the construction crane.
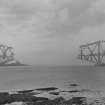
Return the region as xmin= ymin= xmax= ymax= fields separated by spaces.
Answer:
xmin=78 ymin=40 xmax=105 ymax=66
xmin=0 ymin=44 xmax=14 ymax=64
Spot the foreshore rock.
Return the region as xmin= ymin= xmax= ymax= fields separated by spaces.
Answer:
xmin=1 ymin=87 xmax=105 ymax=105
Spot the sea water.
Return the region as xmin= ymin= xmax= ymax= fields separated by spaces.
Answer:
xmin=0 ymin=66 xmax=104 ymax=92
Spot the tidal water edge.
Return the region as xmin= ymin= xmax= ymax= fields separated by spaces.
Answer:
xmin=0 ymin=66 xmax=105 ymax=105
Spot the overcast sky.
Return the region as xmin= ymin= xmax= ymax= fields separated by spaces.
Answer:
xmin=0 ymin=0 xmax=105 ymax=65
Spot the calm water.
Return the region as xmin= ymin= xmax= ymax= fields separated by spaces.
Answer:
xmin=0 ymin=66 xmax=105 ymax=92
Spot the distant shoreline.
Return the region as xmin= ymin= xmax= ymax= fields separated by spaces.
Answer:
xmin=0 ymin=63 xmax=30 ymax=67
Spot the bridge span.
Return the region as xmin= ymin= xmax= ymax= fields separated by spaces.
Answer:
xmin=78 ymin=40 xmax=105 ymax=66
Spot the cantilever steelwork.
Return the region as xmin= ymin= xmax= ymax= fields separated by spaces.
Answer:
xmin=0 ymin=44 xmax=14 ymax=64
xmin=78 ymin=40 xmax=105 ymax=66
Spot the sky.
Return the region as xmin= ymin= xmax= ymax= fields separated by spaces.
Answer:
xmin=0 ymin=0 xmax=105 ymax=65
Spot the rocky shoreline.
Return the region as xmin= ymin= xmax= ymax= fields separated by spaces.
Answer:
xmin=0 ymin=86 xmax=105 ymax=105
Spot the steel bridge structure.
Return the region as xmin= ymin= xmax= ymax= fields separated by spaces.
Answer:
xmin=78 ymin=40 xmax=105 ymax=66
xmin=0 ymin=44 xmax=14 ymax=64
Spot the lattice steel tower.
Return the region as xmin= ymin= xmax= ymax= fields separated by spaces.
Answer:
xmin=0 ymin=44 xmax=14 ymax=64
xmin=78 ymin=40 xmax=105 ymax=66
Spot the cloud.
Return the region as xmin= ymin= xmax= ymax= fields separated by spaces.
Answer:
xmin=0 ymin=0 xmax=105 ymax=47
xmin=0 ymin=0 xmax=105 ymax=38
xmin=46 ymin=0 xmax=105 ymax=36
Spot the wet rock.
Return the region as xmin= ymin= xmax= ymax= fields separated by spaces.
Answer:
xmin=49 ymin=92 xmax=60 ymax=95
xmin=35 ymin=87 xmax=58 ymax=91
